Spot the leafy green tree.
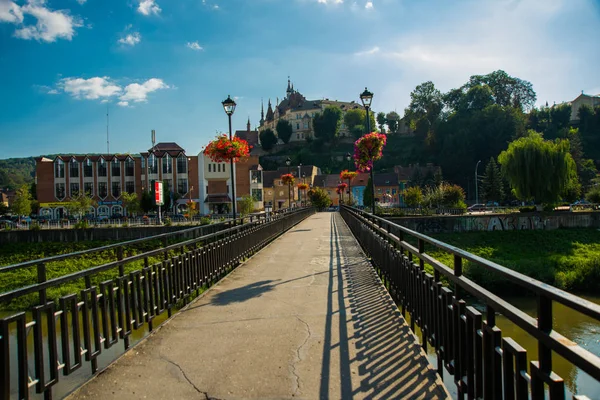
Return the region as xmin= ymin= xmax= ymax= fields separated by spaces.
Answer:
xmin=385 ymin=111 xmax=400 ymax=133
xmin=276 ymin=120 xmax=293 ymax=144
xmin=408 ymin=168 xmax=424 ymax=187
xmin=11 ymin=185 xmax=32 ymax=220
xmin=308 ymin=187 xmax=331 ymax=211
xmin=464 ymin=70 xmax=536 ymax=111
xmin=350 ymin=124 xmax=366 ymax=139
xmin=66 ymin=194 xmax=95 ymax=219
xmin=239 ymin=195 xmax=254 ymax=216
xmin=403 ymin=186 xmax=423 ymax=207
xmin=441 ymin=183 xmax=466 ymax=207
xmin=363 ymin=176 xmax=374 ymax=209
xmin=260 ymin=128 xmax=278 ymax=151
xmin=481 ymin=157 xmax=504 ymax=203
xmin=140 ymin=190 xmax=155 ymax=213
xmin=344 ymin=108 xmax=366 ymax=134
xmin=498 ymin=131 xmax=577 ymax=204
xmin=376 ymin=112 xmax=387 ymax=132
xmin=404 ymin=81 xmax=443 ymax=138
xmin=578 ymin=105 xmax=600 ymax=162
xmin=585 ymin=186 xmax=600 ymax=204
xmin=121 ymin=192 xmax=140 ymax=216
xmin=313 ymin=106 xmax=342 ymax=142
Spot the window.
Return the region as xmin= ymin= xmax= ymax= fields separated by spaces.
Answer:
xmin=163 ymin=154 xmax=172 ymax=174
xmin=164 ymin=179 xmax=172 ymax=192
xmin=303 ymin=121 xmax=309 ymax=129
xmin=126 ymin=181 xmax=135 ymax=194
xmin=296 ymin=114 xmax=300 ymax=119
xmin=178 ymin=178 xmax=188 ymax=195
xmin=141 ymin=156 xmax=146 ymax=171
xmin=70 ymin=183 xmax=79 ymax=197
xmin=252 ymin=189 xmax=262 ymax=201
xmin=296 ymin=123 xmax=300 ymax=130
xmin=54 ymin=160 xmax=65 ymax=178
xmin=206 ymin=185 xmax=209 ymax=193
xmin=177 ymin=155 xmax=187 ymax=173
xmin=69 ymin=159 xmax=79 ymax=178
xmin=297 ymin=134 xmax=300 ymax=139
xmin=217 ymin=164 xmax=220 ymax=172
xmin=208 ymin=164 xmax=212 ymax=172
xmin=84 ymin=159 xmax=93 ymax=177
xmin=55 ymin=183 xmax=65 ymax=199
xmin=97 ymin=206 xmax=109 ymax=216
xmin=98 ymin=182 xmax=108 ymax=198
xmin=125 ymin=158 xmax=134 ymax=177
xmin=111 ymin=159 xmax=120 ymax=177
xmin=98 ymin=159 xmax=107 ymax=177
xmin=251 ymin=171 xmax=262 ymax=184
xmin=84 ymin=182 xmax=93 ymax=196
xmin=148 ymin=154 xmax=158 ymax=174
xmin=112 ymin=181 xmax=121 ymax=198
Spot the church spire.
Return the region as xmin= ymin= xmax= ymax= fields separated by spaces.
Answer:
xmin=287 ymin=76 xmax=291 ymax=94
xmin=247 ymin=117 xmax=251 ymax=132
xmin=260 ymin=98 xmax=265 ymax=126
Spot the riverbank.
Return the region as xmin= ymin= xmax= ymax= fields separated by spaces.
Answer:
xmin=428 ymin=228 xmax=600 ymax=294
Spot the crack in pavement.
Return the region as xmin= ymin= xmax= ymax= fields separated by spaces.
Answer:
xmin=160 ymin=354 xmax=219 ymax=399
xmin=290 ymin=315 xmax=313 ymax=396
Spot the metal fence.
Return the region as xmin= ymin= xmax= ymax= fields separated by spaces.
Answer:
xmin=340 ymin=205 xmax=600 ymax=400
xmin=0 ymin=207 xmax=314 ymax=400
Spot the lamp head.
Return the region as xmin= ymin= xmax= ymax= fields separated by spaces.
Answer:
xmin=222 ymin=95 xmax=236 ymax=116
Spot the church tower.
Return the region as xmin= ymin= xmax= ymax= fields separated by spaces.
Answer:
xmin=286 ymin=76 xmax=292 ymax=98
xmin=260 ymin=98 xmax=264 ymax=126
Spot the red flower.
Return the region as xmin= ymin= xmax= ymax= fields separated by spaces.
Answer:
xmin=281 ymin=173 xmax=295 ymax=185
xmin=203 ymin=134 xmax=251 ymax=163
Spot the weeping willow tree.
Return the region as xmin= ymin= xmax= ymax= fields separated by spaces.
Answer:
xmin=498 ymin=131 xmax=577 ymax=204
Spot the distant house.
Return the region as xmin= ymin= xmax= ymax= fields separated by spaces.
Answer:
xmin=569 ymin=93 xmax=600 ymax=122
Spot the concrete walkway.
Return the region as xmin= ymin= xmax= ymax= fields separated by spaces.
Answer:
xmin=68 ymin=213 xmax=449 ymax=400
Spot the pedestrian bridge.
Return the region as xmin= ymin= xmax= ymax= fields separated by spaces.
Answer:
xmin=1 ymin=208 xmax=599 ymax=399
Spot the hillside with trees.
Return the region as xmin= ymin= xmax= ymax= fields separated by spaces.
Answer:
xmin=0 ymin=157 xmax=35 ymax=190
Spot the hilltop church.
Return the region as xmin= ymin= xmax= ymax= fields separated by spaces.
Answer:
xmin=258 ymin=78 xmax=366 ymax=142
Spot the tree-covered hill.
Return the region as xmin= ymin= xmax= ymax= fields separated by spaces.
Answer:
xmin=0 ymin=157 xmax=35 ymax=190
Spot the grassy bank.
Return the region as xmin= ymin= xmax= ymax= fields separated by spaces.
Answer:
xmin=426 ymin=228 xmax=600 ymax=294
xmin=0 ymin=239 xmax=186 ymax=310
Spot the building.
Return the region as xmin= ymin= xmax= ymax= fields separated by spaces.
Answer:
xmin=350 ymin=173 xmax=370 ymax=206
xmin=313 ymin=174 xmax=343 ymax=206
xmin=262 ymin=165 xmax=320 ymax=209
xmin=569 ymin=92 xmax=600 ymax=122
xmin=259 ymin=78 xmax=367 ymax=142
xmin=235 ymin=118 xmax=260 ymax=149
xmin=35 ymin=144 xmax=199 ymax=219
xmin=0 ymin=189 xmax=15 ymax=208
xmin=374 ymin=173 xmax=400 ymax=205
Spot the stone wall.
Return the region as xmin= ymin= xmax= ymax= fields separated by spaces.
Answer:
xmin=386 ymin=212 xmax=600 ymax=234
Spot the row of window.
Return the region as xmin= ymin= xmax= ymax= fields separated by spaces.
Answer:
xmin=142 ymin=154 xmax=188 ymax=175
xmin=55 ymin=179 xmax=190 ymax=200
xmin=55 ymin=159 xmax=135 ymax=179
xmin=207 ymin=163 xmax=226 ymax=173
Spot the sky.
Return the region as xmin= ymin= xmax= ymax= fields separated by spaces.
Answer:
xmin=0 ymin=0 xmax=599 ymax=159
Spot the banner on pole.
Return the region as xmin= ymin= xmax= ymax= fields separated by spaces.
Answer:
xmin=155 ymin=181 xmax=164 ymax=205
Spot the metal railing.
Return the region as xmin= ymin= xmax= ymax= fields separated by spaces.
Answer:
xmin=340 ymin=206 xmax=600 ymax=400
xmin=0 ymin=207 xmax=314 ymax=400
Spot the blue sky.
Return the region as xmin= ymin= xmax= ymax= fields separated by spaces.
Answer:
xmin=0 ymin=0 xmax=599 ymax=159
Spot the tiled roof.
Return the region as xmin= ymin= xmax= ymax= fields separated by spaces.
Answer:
xmin=235 ymin=130 xmax=260 ymax=147
xmin=152 ymin=142 xmax=184 ymax=152
xmin=374 ymin=173 xmax=398 ymax=186
xmin=350 ymin=173 xmax=370 ymax=186
xmin=313 ymin=174 xmax=341 ymax=188
xmin=262 ymin=171 xmax=280 ymax=187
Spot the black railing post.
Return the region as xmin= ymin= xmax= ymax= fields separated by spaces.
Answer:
xmin=37 ymin=263 xmax=47 ymax=305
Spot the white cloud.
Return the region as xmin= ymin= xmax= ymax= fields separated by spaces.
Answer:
xmin=0 ymin=0 xmax=82 ymax=42
xmin=118 ymin=101 xmax=129 ymax=107
xmin=119 ymin=32 xmax=141 ymax=46
xmin=60 ymin=77 xmax=122 ymax=100
xmin=137 ymin=0 xmax=161 ymax=16
xmin=354 ymin=46 xmax=379 ymax=56
xmin=317 ymin=0 xmax=343 ymax=4
xmin=213 ymin=4 xmax=219 ymax=9
xmin=0 ymin=1 xmax=24 ymax=23
xmin=365 ymin=1 xmax=373 ymax=9
xmin=76 ymin=0 xmax=87 ymax=4
xmin=186 ymin=41 xmax=203 ymax=51
xmin=119 ymin=78 xmax=169 ymax=103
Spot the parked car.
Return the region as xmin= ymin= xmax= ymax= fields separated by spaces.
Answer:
xmin=467 ymin=204 xmax=486 ymax=213
xmin=485 ymin=201 xmax=499 ymax=207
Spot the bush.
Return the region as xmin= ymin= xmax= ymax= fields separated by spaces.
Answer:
xmin=442 ymin=184 xmax=466 ymax=207
xmin=519 ymin=206 xmax=536 ymax=213
xmin=163 ymin=217 xmax=172 ymax=226
xmin=451 ymin=200 xmax=467 ymax=213
xmin=585 ymin=186 xmax=600 ymax=204
xmin=29 ymin=223 xmax=41 ymax=231
xmin=74 ymin=220 xmax=90 ymax=229
xmin=403 ymin=186 xmax=423 ymax=208
xmin=200 ymin=217 xmax=211 ymax=225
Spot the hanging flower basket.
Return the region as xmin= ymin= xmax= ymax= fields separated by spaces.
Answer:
xmin=337 ymin=182 xmax=348 ymax=192
xmin=281 ymin=173 xmax=295 ymax=185
xmin=353 ymin=132 xmax=387 ymax=172
xmin=340 ymin=170 xmax=358 ymax=181
xmin=203 ymin=134 xmax=251 ymax=163
xmin=297 ymin=183 xmax=309 ymax=190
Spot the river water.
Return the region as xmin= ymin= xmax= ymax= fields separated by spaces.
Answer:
xmin=2 ymin=296 xmax=599 ymax=399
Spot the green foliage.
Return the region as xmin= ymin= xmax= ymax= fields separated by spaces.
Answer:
xmin=519 ymin=206 xmax=537 ymax=213
xmin=376 ymin=112 xmax=387 ymax=132
xmin=481 ymin=157 xmax=504 ymax=202
xmin=121 ymin=191 xmax=140 ymax=216
xmin=313 ymin=105 xmax=342 ymax=143
xmin=363 ymin=176 xmax=374 ymax=208
xmin=403 ymin=186 xmax=423 ymax=207
xmin=308 ymin=187 xmax=331 ymax=211
xmin=577 ymin=105 xmax=600 ymax=162
xmin=404 ymin=81 xmax=443 ymax=138
xmin=385 ymin=111 xmax=400 ymax=134
xmin=200 ymin=216 xmax=212 ymax=225
xmin=585 ymin=186 xmax=600 ymax=204
xmin=67 ymin=193 xmax=95 ymax=218
xmin=74 ymin=220 xmax=90 ymax=229
xmin=163 ymin=217 xmax=172 ymax=226
xmin=498 ymin=131 xmax=577 ymax=204
xmin=11 ymin=185 xmax=32 ymax=218
xmin=259 ymin=128 xmax=278 ymax=151
xmin=276 ymin=119 xmax=293 ymax=144
xmin=429 ymin=229 xmax=600 ymax=294
xmin=344 ymin=108 xmax=366 ymax=134
xmin=463 ymin=70 xmax=536 ymax=111
xmin=0 ymin=157 xmax=35 ymax=190
xmin=140 ymin=190 xmax=155 ymax=213
xmin=442 ymin=183 xmax=466 ymax=206
xmin=239 ymin=195 xmax=254 ymax=216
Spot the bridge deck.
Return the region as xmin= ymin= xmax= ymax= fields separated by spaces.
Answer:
xmin=68 ymin=213 xmax=450 ymax=399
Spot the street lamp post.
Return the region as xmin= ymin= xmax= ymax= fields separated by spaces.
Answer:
xmin=360 ymin=87 xmax=375 ymax=214
xmin=286 ymin=157 xmax=291 ymax=209
xmin=301 ymin=173 xmax=306 ymax=206
xmin=345 ymin=152 xmax=353 ymax=205
xmin=222 ymin=95 xmax=237 ymax=222
xmin=475 ymin=159 xmax=482 ymax=205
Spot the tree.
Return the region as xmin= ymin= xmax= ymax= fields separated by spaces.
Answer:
xmin=404 ymin=81 xmax=444 ymax=138
xmin=121 ymin=192 xmax=140 ymax=216
xmin=260 ymin=128 xmax=278 ymax=151
xmin=498 ymin=131 xmax=577 ymax=204
xmin=11 ymin=184 xmax=32 ymax=220
xmin=386 ymin=111 xmax=400 ymax=134
xmin=403 ymin=186 xmax=423 ymax=207
xmin=344 ymin=109 xmax=366 ymax=134
xmin=441 ymin=183 xmax=466 ymax=207
xmin=481 ymin=157 xmax=504 ymax=203
xmin=363 ymin=176 xmax=374 ymax=208
xmin=464 ymin=70 xmax=536 ymax=111
xmin=239 ymin=195 xmax=254 ymax=216
xmin=376 ymin=112 xmax=387 ymax=132
xmin=140 ymin=190 xmax=155 ymax=213
xmin=585 ymin=186 xmax=600 ymax=204
xmin=276 ymin=120 xmax=293 ymax=144
xmin=308 ymin=187 xmax=331 ymax=211
xmin=66 ymin=194 xmax=95 ymax=219
xmin=313 ymin=106 xmax=342 ymax=143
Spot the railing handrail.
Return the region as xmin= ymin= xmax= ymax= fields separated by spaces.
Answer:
xmin=342 ymin=205 xmax=600 ymax=322
xmin=0 ymin=210 xmax=294 ymax=274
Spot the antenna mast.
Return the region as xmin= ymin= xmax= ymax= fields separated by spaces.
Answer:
xmin=106 ymin=104 xmax=110 ymax=154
